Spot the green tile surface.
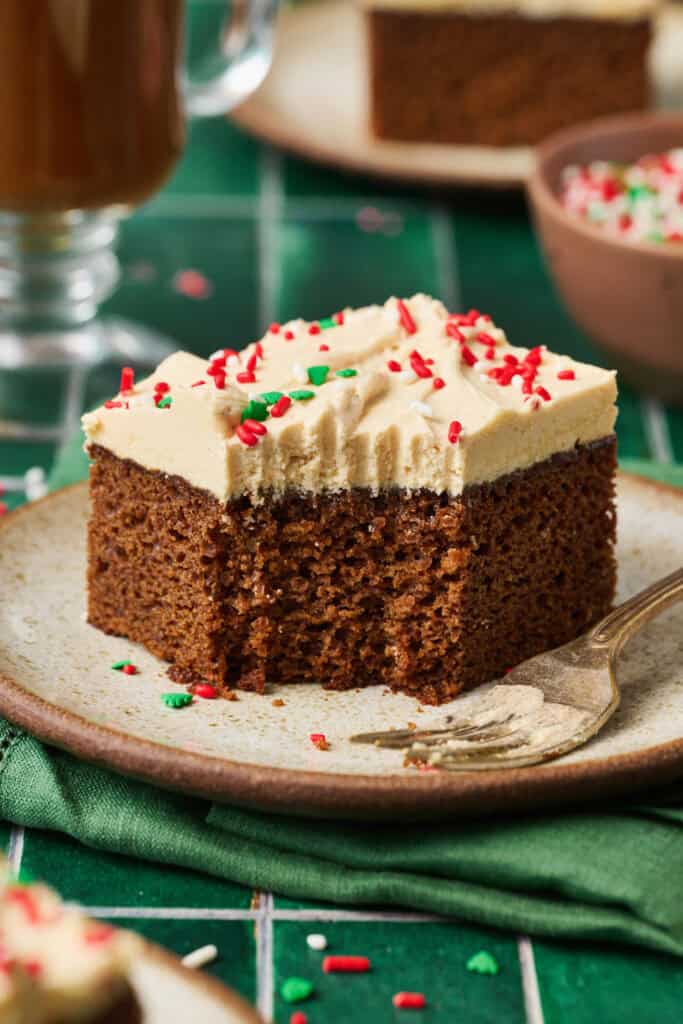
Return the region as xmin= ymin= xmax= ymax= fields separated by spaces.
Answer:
xmin=1 ymin=2 xmax=682 ymax=1016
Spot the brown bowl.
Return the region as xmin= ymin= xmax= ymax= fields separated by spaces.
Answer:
xmin=527 ymin=111 xmax=683 ymax=406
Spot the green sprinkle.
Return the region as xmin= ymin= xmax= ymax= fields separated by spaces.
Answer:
xmin=241 ymin=399 xmax=268 ymax=423
xmin=467 ymin=951 xmax=499 ymax=976
xmin=647 ymin=232 xmax=664 ymax=243
xmin=628 ymin=185 xmax=651 ymax=202
xmin=157 ymin=396 xmax=172 ymax=409
xmin=259 ymin=391 xmax=284 ymax=406
xmin=307 ymin=365 xmax=329 ymax=386
xmin=335 ymin=368 xmax=358 ymax=378
xmin=162 ymin=693 xmax=193 ymax=709
xmin=319 ymin=316 xmax=336 ymax=330
xmin=111 ymin=660 xmax=129 ymax=671
xmin=289 ymin=389 xmax=315 ymax=401
xmin=281 ymin=977 xmax=314 ymax=1003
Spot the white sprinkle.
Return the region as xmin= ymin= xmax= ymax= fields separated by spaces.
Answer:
xmin=209 ymin=349 xmax=225 ymax=362
xmin=512 ymin=375 xmax=523 ymax=390
xmin=409 ymin=400 xmax=434 ymax=418
xmin=24 ymin=466 xmax=45 ymax=488
xmin=127 ymin=394 xmax=155 ymax=408
xmin=226 ymin=355 xmax=240 ymax=367
xmin=181 ymin=944 xmax=218 ymax=970
xmin=399 ymin=369 xmax=418 ymax=385
xmin=306 ymin=933 xmax=328 ymax=951
xmin=292 ymin=362 xmax=309 ymax=384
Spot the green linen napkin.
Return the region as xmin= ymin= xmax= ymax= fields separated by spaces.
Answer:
xmin=1 ymin=437 xmax=683 ymax=958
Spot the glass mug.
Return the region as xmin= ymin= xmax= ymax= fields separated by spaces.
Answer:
xmin=0 ymin=0 xmax=278 ymax=370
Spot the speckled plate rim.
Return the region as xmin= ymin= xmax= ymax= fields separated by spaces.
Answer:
xmin=1 ymin=472 xmax=683 ymax=820
xmin=136 ymin=942 xmax=262 ymax=1023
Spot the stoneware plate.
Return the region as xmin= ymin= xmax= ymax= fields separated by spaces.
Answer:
xmin=0 ymin=473 xmax=682 ymax=820
xmin=231 ymin=1 xmax=683 ymax=189
xmin=127 ymin=943 xmax=260 ymax=1023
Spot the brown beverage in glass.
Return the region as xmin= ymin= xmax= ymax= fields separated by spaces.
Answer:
xmin=0 ymin=0 xmax=185 ymax=213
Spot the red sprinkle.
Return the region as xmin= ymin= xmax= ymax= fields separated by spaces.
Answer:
xmin=246 ymin=352 xmax=259 ymax=372
xmin=269 ymin=322 xmax=281 ymax=334
xmin=476 ymin=332 xmax=496 ymax=347
xmin=236 ymin=424 xmax=259 ymax=447
xmin=6 ymin=888 xmax=41 ymax=924
xmin=334 ymin=311 xmax=345 ymax=325
xmin=270 ymin=396 xmax=292 ymax=418
xmin=191 ymin=380 xmax=206 ymax=388
xmin=243 ymin=419 xmax=267 ymax=436
xmin=433 ymin=377 xmax=445 ymax=390
xmin=122 ymin=664 xmax=138 ymax=676
xmin=84 ymin=924 xmax=115 ymax=945
xmin=308 ymin=323 xmax=321 ymax=335
xmin=24 ymin=960 xmax=42 ymax=978
xmin=410 ymin=355 xmax=432 ymax=379
xmin=194 ymin=684 xmax=217 ymax=700
xmin=323 ymin=956 xmax=371 ymax=974
xmin=485 ymin=348 xmax=495 ymax=360
xmin=310 ymin=732 xmax=328 ymax=750
xmin=290 ymin=1014 xmax=308 ymax=1024
xmin=535 ymin=386 xmax=552 ymax=402
xmin=448 ymin=420 xmax=462 ymax=443
xmin=236 ymin=371 xmax=256 ymax=384
xmin=104 ymin=401 xmax=123 ymax=409
xmin=460 ymin=345 xmax=477 ymax=367
xmin=213 ymin=371 xmax=226 ymax=390
xmin=319 ymin=344 xmax=330 ymax=352
xmin=397 ymin=299 xmax=417 ymax=335
xmin=557 ymin=369 xmax=575 ymax=381
xmin=393 ymin=992 xmax=426 ymax=1010
xmin=387 ymin=360 xmax=402 ymax=372
xmin=284 ymin=330 xmax=295 ymax=341
xmin=206 ymin=363 xmax=222 ymax=375
xmin=154 ymin=381 xmax=170 ymax=395
xmin=0 ymin=503 xmax=7 ymax=517
xmin=446 ymin=322 xmax=465 ymax=342
xmin=119 ymin=367 xmax=135 ymax=394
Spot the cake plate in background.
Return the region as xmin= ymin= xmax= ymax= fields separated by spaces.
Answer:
xmin=231 ymin=1 xmax=683 ymax=189
xmin=0 ymin=473 xmax=682 ymax=821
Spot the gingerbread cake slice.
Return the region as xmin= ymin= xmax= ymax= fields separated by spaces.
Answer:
xmin=83 ymin=294 xmax=617 ymax=705
xmin=362 ymin=0 xmax=656 ymax=147
xmin=0 ymin=864 xmax=141 ymax=1022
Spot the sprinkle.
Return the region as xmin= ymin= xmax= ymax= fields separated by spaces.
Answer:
xmin=173 ymin=269 xmax=212 ymax=300
xmin=236 ymin=371 xmax=256 ymax=384
xmin=24 ymin=961 xmax=42 ymax=978
xmin=162 ymin=693 xmax=193 ymax=709
xmin=306 ymin=934 xmax=328 ymax=951
xmin=213 ymin=371 xmax=226 ymax=390
xmin=433 ymin=377 xmax=445 ymax=390
xmin=236 ymin=424 xmax=259 ymax=446
xmin=335 ymin=368 xmax=358 ymax=378
xmin=446 ymin=322 xmax=465 ymax=342
xmin=467 ymin=951 xmax=499 ymax=975
xmin=243 ymin=419 xmax=268 ymax=436
xmin=334 ymin=311 xmax=345 ymax=325
xmin=393 ymin=992 xmax=426 ymax=1009
xmin=122 ymin=664 xmax=138 ymax=676
xmin=557 ymin=369 xmax=575 ymax=380
xmin=104 ymin=400 xmax=123 ymax=410
xmin=310 ymin=732 xmax=329 ymax=750
xmin=6 ymin=888 xmax=42 ymax=923
xmin=182 ymin=944 xmax=218 ymax=969
xmin=319 ymin=343 xmax=330 ymax=352
xmin=227 ymin=355 xmax=240 ymax=367
xmin=409 ymin=400 xmax=433 ymax=418
xmin=319 ymin=317 xmax=336 ymax=330
xmin=260 ymin=391 xmax=284 ymax=405
xmin=111 ymin=660 xmax=130 ymax=671
xmin=535 ymin=386 xmax=552 ymax=402
xmin=156 ymin=396 xmax=172 ymax=409
xmin=323 ymin=956 xmax=370 ymax=974
xmin=281 ymin=978 xmax=314 ymax=1003
xmin=191 ymin=380 xmax=206 ymax=388
xmin=246 ymin=352 xmax=259 ymax=372
xmin=410 ymin=355 xmax=433 ymax=379
xmin=307 ymin=365 xmax=330 ymax=386
xmin=485 ymin=347 xmax=496 ymax=360
xmin=194 ymin=684 xmax=217 ymax=700
xmin=290 ymin=1013 xmax=308 ymax=1024
xmin=84 ymin=924 xmax=116 ymax=945
xmin=476 ymin=332 xmax=496 ymax=347
xmin=270 ymin=396 xmax=293 ymax=417
xmin=448 ymin=420 xmax=463 ymax=443
xmin=308 ymin=323 xmax=321 ymax=335
xmin=284 ymin=330 xmax=295 ymax=341
xmin=154 ymin=381 xmax=170 ymax=395
xmin=292 ymin=362 xmax=309 ymax=384
xmin=397 ymin=298 xmax=417 ymax=335
xmin=119 ymin=367 xmax=135 ymax=394
xmin=269 ymin=322 xmax=281 ymax=334
xmin=460 ymin=345 xmax=477 ymax=367
xmin=209 ymin=350 xmax=227 ymax=364
xmin=387 ymin=360 xmax=402 ymax=372
xmin=241 ymin=399 xmax=268 ymax=423
xmin=0 ymin=503 xmax=7 ymax=517
xmin=289 ymin=389 xmax=315 ymax=401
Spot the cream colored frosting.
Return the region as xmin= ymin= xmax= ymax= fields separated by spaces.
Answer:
xmin=0 ymin=873 xmax=138 ymax=1023
xmin=359 ymin=0 xmax=658 ymax=19
xmin=82 ymin=294 xmax=617 ymax=505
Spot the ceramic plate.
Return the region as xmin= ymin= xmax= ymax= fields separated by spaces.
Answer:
xmin=130 ymin=944 xmax=260 ymax=1023
xmin=231 ymin=2 xmax=683 ymax=189
xmin=0 ymin=473 xmax=682 ymax=820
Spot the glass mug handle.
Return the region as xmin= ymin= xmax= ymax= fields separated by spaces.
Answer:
xmin=183 ymin=0 xmax=280 ymax=118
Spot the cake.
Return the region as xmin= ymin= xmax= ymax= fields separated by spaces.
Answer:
xmin=83 ymin=294 xmax=617 ymax=705
xmin=0 ymin=866 xmax=140 ymax=1023
xmin=363 ymin=0 xmax=656 ymax=147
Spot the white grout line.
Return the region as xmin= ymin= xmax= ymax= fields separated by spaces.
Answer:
xmin=258 ymin=149 xmax=283 ymax=331
xmin=641 ymin=398 xmax=674 ymax=463
xmin=256 ymin=892 xmax=274 ymax=1024
xmin=518 ymin=936 xmax=545 ymax=1024
xmin=84 ymin=905 xmax=445 ymax=923
xmin=430 ymin=205 xmax=463 ymax=313
xmin=87 ymin=907 xmax=260 ymax=920
xmin=0 ymin=475 xmax=26 ymax=492
xmin=7 ymin=828 xmax=25 ymax=876
xmin=271 ymin=908 xmax=445 ymax=923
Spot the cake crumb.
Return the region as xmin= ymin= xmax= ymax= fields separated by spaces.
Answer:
xmin=272 ymin=698 xmax=286 ymax=707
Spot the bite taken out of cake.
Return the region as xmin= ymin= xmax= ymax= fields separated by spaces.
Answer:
xmin=0 ymin=863 xmax=141 ymax=1023
xmin=83 ymin=294 xmax=618 ymax=705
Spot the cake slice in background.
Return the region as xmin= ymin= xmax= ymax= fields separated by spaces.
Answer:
xmin=83 ymin=294 xmax=617 ymax=705
xmin=0 ymin=862 xmax=140 ymax=1022
xmin=362 ymin=0 xmax=657 ymax=146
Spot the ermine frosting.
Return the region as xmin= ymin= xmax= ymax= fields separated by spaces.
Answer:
xmin=0 ymin=869 xmax=139 ymax=1023
xmin=359 ymin=0 xmax=657 ymax=20
xmin=82 ymin=294 xmax=617 ymax=504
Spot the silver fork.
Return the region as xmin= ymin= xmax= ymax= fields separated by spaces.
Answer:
xmin=352 ymin=567 xmax=683 ymax=771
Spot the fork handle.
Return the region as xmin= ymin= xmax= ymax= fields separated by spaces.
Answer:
xmin=591 ymin=566 xmax=683 ymax=651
